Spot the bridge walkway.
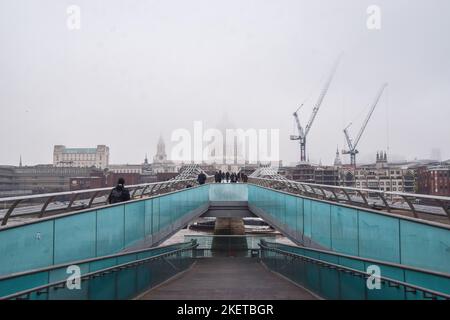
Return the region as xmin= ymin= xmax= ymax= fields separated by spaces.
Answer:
xmin=138 ymin=257 xmax=318 ymax=300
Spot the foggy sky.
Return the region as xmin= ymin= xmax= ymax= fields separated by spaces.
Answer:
xmin=1 ymin=0 xmax=449 ymax=166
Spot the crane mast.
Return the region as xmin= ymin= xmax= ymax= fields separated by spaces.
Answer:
xmin=342 ymin=83 xmax=388 ymax=166
xmin=304 ymin=58 xmax=341 ymax=138
xmin=343 ymin=123 xmax=354 ymax=151
xmin=290 ymin=56 xmax=341 ymax=163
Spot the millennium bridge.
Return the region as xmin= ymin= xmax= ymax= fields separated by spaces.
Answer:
xmin=0 ymin=166 xmax=449 ymax=300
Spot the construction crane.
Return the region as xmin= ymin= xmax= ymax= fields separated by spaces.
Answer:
xmin=290 ymin=57 xmax=341 ymax=163
xmin=342 ymin=83 xmax=388 ymax=167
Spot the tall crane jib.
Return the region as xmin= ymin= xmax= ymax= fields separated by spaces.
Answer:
xmin=290 ymin=56 xmax=341 ymax=163
xmin=342 ymin=83 xmax=388 ymax=167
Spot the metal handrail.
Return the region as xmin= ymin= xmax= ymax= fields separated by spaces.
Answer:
xmin=0 ymin=240 xmax=195 ymax=282
xmin=0 ymin=178 xmax=201 ymax=226
xmin=249 ymin=177 xmax=450 ymax=222
xmin=259 ymin=242 xmax=450 ymax=300
xmin=250 ymin=177 xmax=450 ymax=201
xmin=1 ymin=241 xmax=198 ymax=300
xmin=0 ymin=179 xmax=191 ymax=202
xmin=260 ymin=240 xmax=450 ymax=279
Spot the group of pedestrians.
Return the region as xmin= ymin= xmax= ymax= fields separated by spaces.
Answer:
xmin=214 ymin=170 xmax=248 ymax=183
xmin=106 ymin=169 xmax=248 ymax=206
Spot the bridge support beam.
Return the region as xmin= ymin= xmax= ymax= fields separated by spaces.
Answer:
xmin=214 ymin=217 xmax=245 ymax=235
xmin=212 ymin=217 xmax=247 ymax=257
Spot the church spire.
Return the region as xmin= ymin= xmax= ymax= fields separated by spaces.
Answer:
xmin=19 ymin=155 xmax=22 ymax=167
xmin=154 ymin=135 xmax=167 ymax=163
xmin=334 ymin=146 xmax=342 ymax=167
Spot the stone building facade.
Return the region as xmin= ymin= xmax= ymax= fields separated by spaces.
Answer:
xmin=53 ymin=145 xmax=109 ymax=169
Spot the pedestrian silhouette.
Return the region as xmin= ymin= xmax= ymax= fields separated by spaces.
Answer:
xmin=108 ymin=178 xmax=131 ymax=204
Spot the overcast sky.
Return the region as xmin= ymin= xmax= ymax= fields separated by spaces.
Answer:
xmin=1 ymin=0 xmax=449 ymax=166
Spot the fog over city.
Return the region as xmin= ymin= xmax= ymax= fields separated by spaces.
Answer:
xmin=1 ymin=0 xmax=449 ymax=166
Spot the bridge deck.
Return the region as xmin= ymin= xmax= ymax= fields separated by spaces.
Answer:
xmin=138 ymin=257 xmax=318 ymax=300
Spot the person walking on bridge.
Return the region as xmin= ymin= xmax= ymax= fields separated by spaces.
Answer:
xmin=108 ymin=177 xmax=131 ymax=204
xmin=197 ymin=172 xmax=207 ymax=185
xmin=214 ymin=171 xmax=221 ymax=183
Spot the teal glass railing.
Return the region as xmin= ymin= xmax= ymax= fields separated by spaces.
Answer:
xmin=0 ymin=241 xmax=195 ymax=298
xmin=1 ymin=241 xmax=197 ymax=300
xmin=2 ymin=182 xmax=449 ymax=300
xmin=248 ymin=184 xmax=450 ymax=274
xmin=0 ymin=185 xmax=209 ymax=277
xmin=209 ymin=183 xmax=248 ymax=201
xmin=261 ymin=240 xmax=450 ymax=296
xmin=259 ymin=241 xmax=450 ymax=300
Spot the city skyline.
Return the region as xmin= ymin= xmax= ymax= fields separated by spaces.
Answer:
xmin=6 ymin=139 xmax=448 ymax=168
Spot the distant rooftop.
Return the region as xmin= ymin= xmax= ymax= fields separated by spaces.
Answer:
xmin=62 ymin=148 xmax=97 ymax=154
xmin=427 ymin=165 xmax=450 ymax=171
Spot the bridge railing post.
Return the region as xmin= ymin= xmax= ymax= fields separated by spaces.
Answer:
xmin=1 ymin=199 xmax=22 ymax=226
xmin=38 ymin=196 xmax=56 ymax=218
xmin=378 ymin=192 xmax=391 ymax=212
xmin=400 ymin=195 xmax=419 ymax=218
